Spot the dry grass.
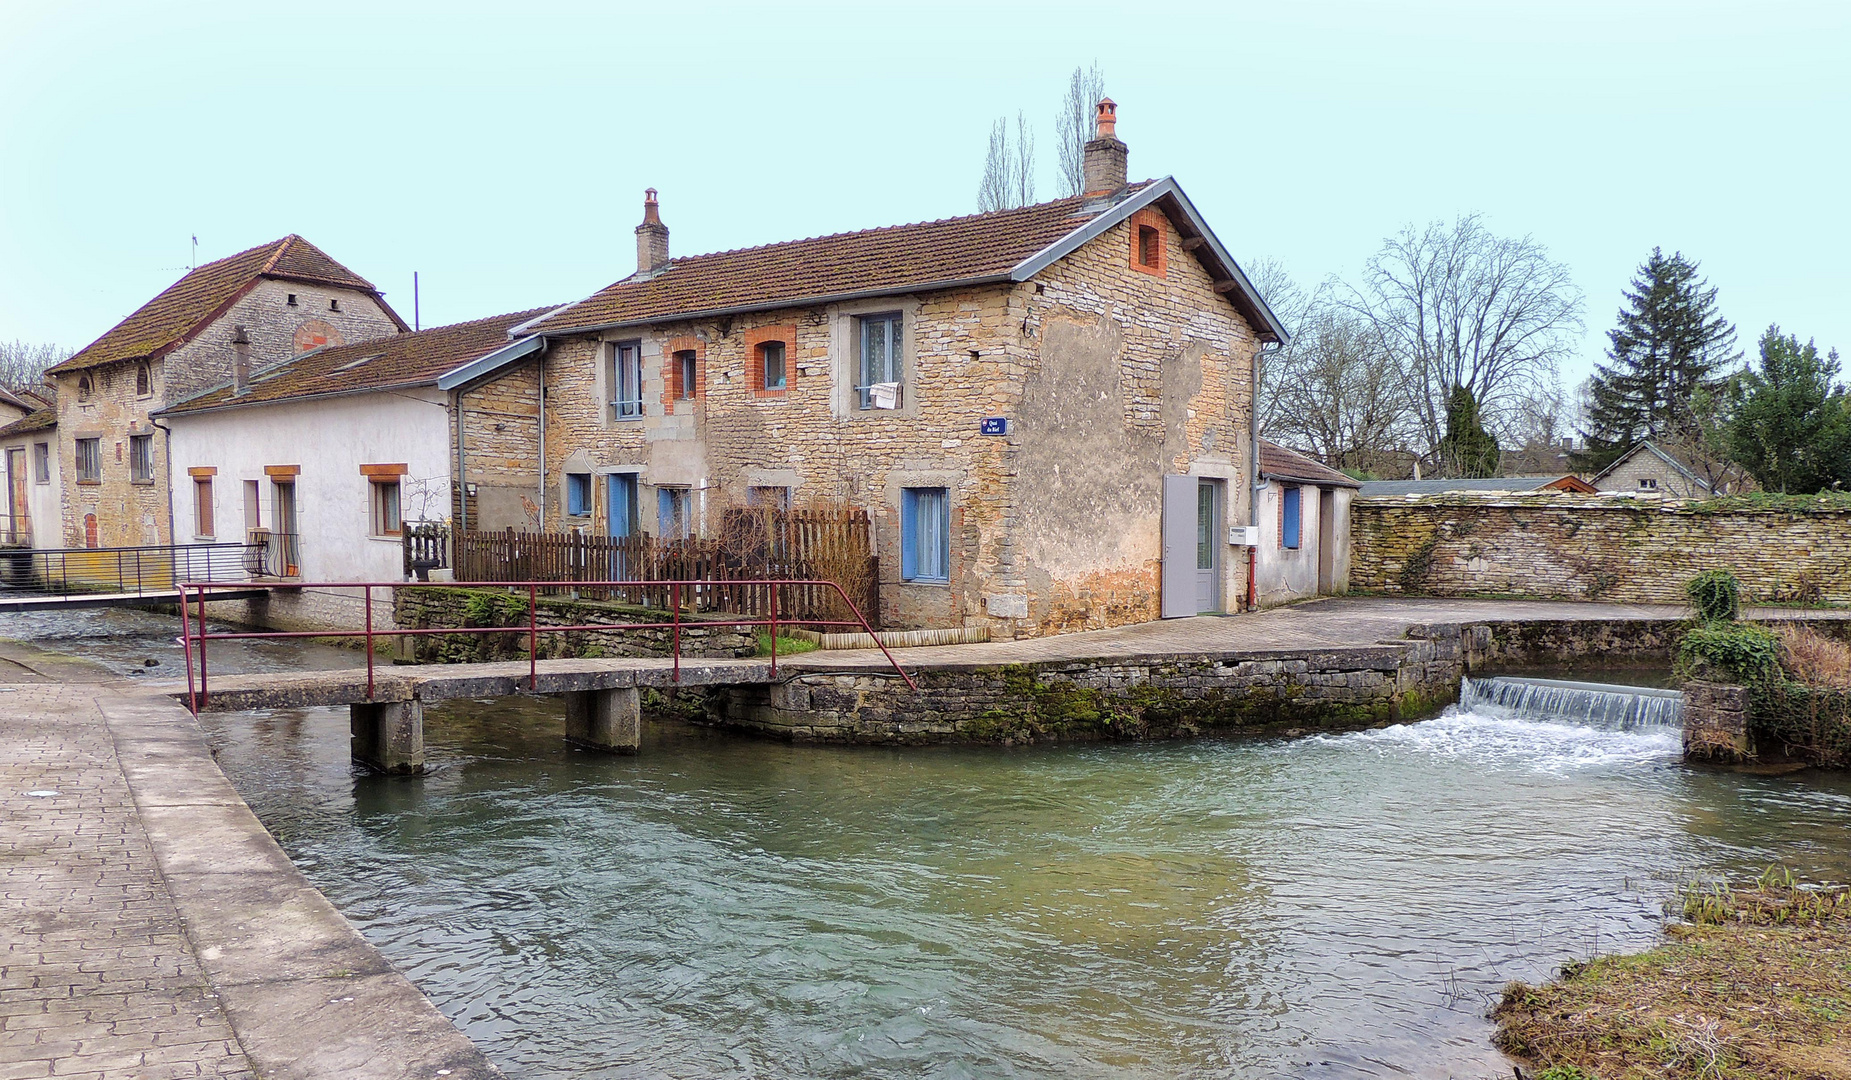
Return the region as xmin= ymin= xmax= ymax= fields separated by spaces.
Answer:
xmin=1775 ymin=625 xmax=1851 ymax=689
xmin=1494 ymin=878 xmax=1851 ymax=1079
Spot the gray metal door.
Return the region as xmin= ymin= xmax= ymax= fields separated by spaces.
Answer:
xmin=1160 ymin=474 xmax=1196 ymax=618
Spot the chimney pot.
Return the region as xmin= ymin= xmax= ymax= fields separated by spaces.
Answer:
xmin=636 ymin=188 xmax=670 ymax=275
xmin=1082 ymin=97 xmax=1128 ymax=196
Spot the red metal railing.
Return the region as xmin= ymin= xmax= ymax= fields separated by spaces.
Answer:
xmin=176 ymin=578 xmax=917 ymax=714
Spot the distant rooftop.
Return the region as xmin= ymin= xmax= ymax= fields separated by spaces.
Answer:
xmin=1358 ymin=476 xmax=1591 ymax=497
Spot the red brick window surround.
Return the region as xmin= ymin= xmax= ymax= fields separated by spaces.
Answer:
xmin=743 ymin=325 xmax=796 ymax=397
xmin=1130 ymin=208 xmax=1167 ymax=278
xmin=663 ymin=335 xmax=705 ymax=406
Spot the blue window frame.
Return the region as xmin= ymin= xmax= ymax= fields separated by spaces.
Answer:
xmin=901 ymin=487 xmax=950 ymax=583
xmin=566 ymin=473 xmax=592 ymax=517
xmin=610 ymin=341 xmax=644 ymax=420
xmin=657 ymin=487 xmax=691 ymax=540
xmin=1282 ymin=486 xmax=1301 ymax=550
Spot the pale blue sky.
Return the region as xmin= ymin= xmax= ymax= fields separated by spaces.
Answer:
xmin=2 ymin=0 xmax=1846 ymax=394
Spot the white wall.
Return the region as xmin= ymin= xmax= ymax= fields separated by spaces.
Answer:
xmin=2 ymin=432 xmax=64 ymax=548
xmin=1254 ymin=479 xmax=1323 ymax=607
xmin=165 ymin=389 xmax=452 ymax=583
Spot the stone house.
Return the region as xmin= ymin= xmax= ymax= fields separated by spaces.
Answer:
xmin=41 ymin=236 xmax=404 ymax=549
xmin=1590 ymin=439 xmax=1749 ymax=499
xmin=1251 ymin=440 xmax=1359 ymax=607
xmin=1356 ymin=475 xmax=1597 ymax=497
xmin=447 ymin=101 xmax=1289 ymax=638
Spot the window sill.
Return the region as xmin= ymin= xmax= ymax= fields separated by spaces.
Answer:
xmin=367 ymin=534 xmax=402 ymax=543
xmin=900 ymin=578 xmax=950 ymax=588
xmin=130 ymin=479 xmax=155 ymax=486
xmin=193 ymin=535 xmax=216 ymax=542
xmin=76 ymin=480 xmax=100 ymax=486
xmin=609 ymin=414 xmax=647 ymax=423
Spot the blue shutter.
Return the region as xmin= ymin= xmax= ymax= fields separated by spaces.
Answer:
xmin=1282 ymin=486 xmax=1301 ymax=550
xmin=901 ymin=489 xmax=919 ymax=580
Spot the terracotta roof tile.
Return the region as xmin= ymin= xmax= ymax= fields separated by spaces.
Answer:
xmin=530 ymin=186 xmax=1153 ymax=334
xmin=162 ymin=307 xmax=553 ymax=416
xmin=49 ymin=235 xmax=395 ymax=375
xmin=1259 ymin=439 xmax=1360 ymax=488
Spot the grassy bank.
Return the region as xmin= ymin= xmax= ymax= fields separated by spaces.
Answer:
xmin=1493 ymin=873 xmax=1851 ymax=1078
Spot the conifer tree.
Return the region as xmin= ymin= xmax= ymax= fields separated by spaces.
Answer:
xmin=1725 ymin=326 xmax=1851 ymax=493
xmin=1577 ymin=249 xmax=1738 ymax=471
xmin=1436 ymin=385 xmax=1500 ymax=477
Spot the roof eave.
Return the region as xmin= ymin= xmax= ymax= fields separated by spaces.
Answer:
xmin=1262 ymin=470 xmax=1360 ymax=489
xmin=522 ymin=273 xmax=1017 ymax=340
xmin=435 ymin=335 xmax=546 ymax=391
xmin=1009 ymin=177 xmax=1292 ymax=345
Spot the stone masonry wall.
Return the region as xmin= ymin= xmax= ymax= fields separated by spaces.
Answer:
xmin=393 ymin=586 xmax=755 ymax=662
xmin=54 ymin=278 xmax=399 ymax=548
xmin=516 ymin=208 xmax=1259 ymax=640
xmin=454 ymin=359 xmax=542 ymax=530
xmin=1351 ymin=493 xmax=1851 ymax=604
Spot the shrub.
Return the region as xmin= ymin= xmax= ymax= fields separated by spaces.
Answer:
xmin=1686 ymin=569 xmax=1742 ymax=624
xmin=1676 ymin=623 xmax=1780 ymax=686
xmin=1775 ymin=624 xmax=1851 ymax=688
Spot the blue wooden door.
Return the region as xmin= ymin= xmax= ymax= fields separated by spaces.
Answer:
xmin=607 ymin=474 xmax=636 ymax=579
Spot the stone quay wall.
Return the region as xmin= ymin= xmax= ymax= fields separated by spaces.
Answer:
xmin=1350 ymin=493 xmax=1851 ymax=605
xmin=393 ymin=585 xmax=755 ymax=663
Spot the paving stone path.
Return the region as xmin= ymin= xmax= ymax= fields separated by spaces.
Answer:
xmin=0 ymin=642 xmax=500 ymax=1080
xmin=0 ymin=681 xmax=254 ymax=1080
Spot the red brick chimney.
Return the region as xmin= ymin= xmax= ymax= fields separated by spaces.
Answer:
xmin=1082 ymin=98 xmax=1127 ymax=196
xmin=636 ymin=188 xmax=669 ymax=276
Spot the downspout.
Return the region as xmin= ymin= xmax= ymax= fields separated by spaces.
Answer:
xmin=453 ymin=388 xmax=467 ymax=533
xmin=535 ymin=339 xmax=549 ymax=526
xmin=149 ymin=415 xmax=177 ymax=548
xmin=1249 ymin=341 xmax=1280 ymax=612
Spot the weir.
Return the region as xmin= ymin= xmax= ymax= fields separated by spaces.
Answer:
xmin=1460 ymin=675 xmax=1684 ymax=730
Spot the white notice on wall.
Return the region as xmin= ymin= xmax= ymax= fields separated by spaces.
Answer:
xmin=869 ymin=382 xmax=900 ymax=409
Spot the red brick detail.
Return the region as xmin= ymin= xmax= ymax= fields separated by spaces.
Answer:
xmin=743 ymin=324 xmax=796 ymax=398
xmin=662 ymin=335 xmax=706 ymax=408
xmin=1129 ymin=209 xmax=1167 ymax=278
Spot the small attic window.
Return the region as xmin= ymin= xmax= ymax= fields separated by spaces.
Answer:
xmin=77 ymin=374 xmax=93 ymax=401
xmin=1137 ymin=225 xmax=1160 ymax=268
xmin=135 ymin=362 xmax=151 ymax=397
xmin=329 ymin=298 xmax=341 ymax=312
xmin=286 ymin=293 xmax=298 ymax=306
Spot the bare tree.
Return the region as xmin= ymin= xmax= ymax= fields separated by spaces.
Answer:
xmin=1244 ymin=257 xmax=1310 ymax=439
xmin=1056 ymin=63 xmax=1106 ymax=197
xmin=0 ymin=341 xmax=69 ymax=395
xmin=1270 ymin=302 xmax=1414 ymax=472
xmin=978 ymin=112 xmax=1037 ymax=212
xmin=1343 ymin=215 xmax=1582 ymax=460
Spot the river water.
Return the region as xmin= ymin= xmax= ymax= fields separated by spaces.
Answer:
xmin=16 ymin=610 xmax=1851 ymax=1078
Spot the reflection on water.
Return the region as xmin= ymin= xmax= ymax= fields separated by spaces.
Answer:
xmin=1 ymin=606 xmax=363 ymax=678
xmin=197 ymin=693 xmax=1851 ymax=1080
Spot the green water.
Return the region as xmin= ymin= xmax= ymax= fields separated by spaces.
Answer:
xmin=200 ymin=696 xmax=1851 ymax=1079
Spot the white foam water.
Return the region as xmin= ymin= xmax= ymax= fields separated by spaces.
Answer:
xmin=1319 ymin=707 xmax=1683 ymax=773
xmin=1461 ymin=675 xmax=1684 ymax=730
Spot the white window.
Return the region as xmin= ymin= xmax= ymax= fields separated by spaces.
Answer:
xmin=610 ymin=341 xmax=644 ymax=420
xmin=33 ymin=442 xmax=50 ymax=484
xmin=857 ymin=312 xmax=903 ymax=409
xmin=371 ymin=479 xmax=402 ymax=537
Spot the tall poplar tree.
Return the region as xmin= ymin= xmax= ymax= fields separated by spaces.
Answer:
xmin=1576 ymin=248 xmax=1738 ymax=470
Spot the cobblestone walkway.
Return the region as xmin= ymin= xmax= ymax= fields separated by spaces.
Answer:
xmin=0 ymin=682 xmax=255 ymax=1080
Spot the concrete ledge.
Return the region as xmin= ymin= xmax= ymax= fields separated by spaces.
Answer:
xmin=102 ymin=691 xmax=502 ymax=1079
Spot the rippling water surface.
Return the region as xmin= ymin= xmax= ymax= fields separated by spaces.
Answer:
xmin=192 ymin=690 xmax=1851 ymax=1079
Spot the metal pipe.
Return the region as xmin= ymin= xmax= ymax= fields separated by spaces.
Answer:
xmin=1249 ymin=341 xmax=1280 ymax=612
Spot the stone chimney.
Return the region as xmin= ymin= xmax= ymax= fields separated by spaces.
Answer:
xmin=1082 ymin=98 xmax=1128 ymax=196
xmin=231 ymin=325 xmax=252 ymax=395
xmin=635 ymin=188 xmax=669 ymax=276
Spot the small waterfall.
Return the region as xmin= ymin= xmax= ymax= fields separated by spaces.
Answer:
xmin=1460 ymin=676 xmax=1684 ymax=730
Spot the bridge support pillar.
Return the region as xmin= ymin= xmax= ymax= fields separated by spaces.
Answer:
xmin=351 ymin=700 xmax=424 ymax=774
xmin=562 ymin=688 xmax=640 ymax=754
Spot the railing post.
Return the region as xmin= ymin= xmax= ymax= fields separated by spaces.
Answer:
xmin=529 ymin=582 xmax=538 ymax=691
xmin=672 ymin=582 xmax=681 ymax=684
xmin=196 ymin=586 xmax=209 ymax=709
xmin=179 ymin=584 xmax=196 ymax=715
xmin=769 ymin=580 xmax=778 ymax=679
xmin=364 ymin=585 xmax=375 ymax=702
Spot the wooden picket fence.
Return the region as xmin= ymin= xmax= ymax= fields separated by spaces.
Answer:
xmin=453 ymin=507 xmax=878 ymax=627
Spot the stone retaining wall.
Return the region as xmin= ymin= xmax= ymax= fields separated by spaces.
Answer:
xmin=393 ymin=586 xmax=756 ymax=663
xmin=1682 ymin=680 xmax=1752 ymax=761
xmin=1350 ymin=493 xmax=1851 ymax=604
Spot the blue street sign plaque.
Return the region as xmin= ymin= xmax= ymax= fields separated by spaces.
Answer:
xmin=979 ymin=417 xmax=1009 ymax=436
